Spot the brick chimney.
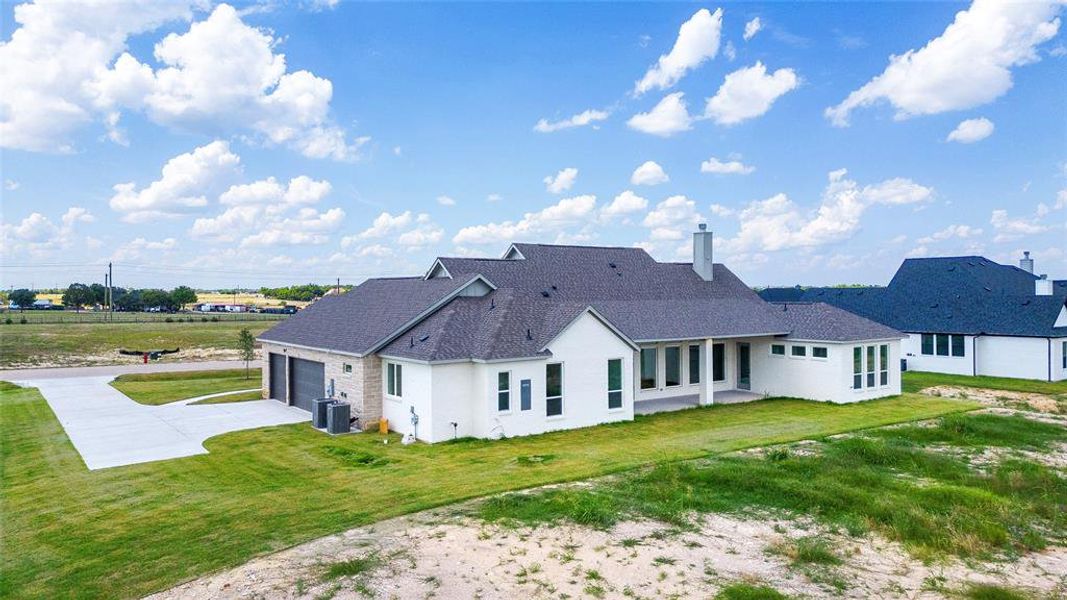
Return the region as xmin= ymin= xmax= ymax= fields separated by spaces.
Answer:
xmin=1020 ymin=251 xmax=1034 ymax=274
xmin=693 ymin=224 xmax=713 ymax=281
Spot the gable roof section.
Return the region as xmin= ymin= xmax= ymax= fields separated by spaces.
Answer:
xmin=767 ymin=256 xmax=1067 ymax=338
xmin=773 ymin=302 xmax=903 ymax=342
xmin=258 ymin=275 xmax=494 ymax=356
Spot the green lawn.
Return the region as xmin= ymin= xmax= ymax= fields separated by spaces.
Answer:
xmin=0 ymin=321 xmax=276 ymax=368
xmin=190 ymin=390 xmax=264 ymax=405
xmin=111 ymin=369 xmax=262 ymax=405
xmin=0 ymin=382 xmax=975 ymax=599
xmin=903 ymin=371 xmax=1067 ymax=396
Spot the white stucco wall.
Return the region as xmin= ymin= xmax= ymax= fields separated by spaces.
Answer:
xmin=900 ymin=333 xmax=975 ymax=376
xmin=749 ymin=338 xmax=901 ymax=403
xmin=974 ymin=335 xmax=1055 ymax=381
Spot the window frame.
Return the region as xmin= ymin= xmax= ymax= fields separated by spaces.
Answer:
xmin=639 ymin=347 xmax=657 ymax=390
xmin=497 ymin=371 xmax=511 ymax=413
xmin=770 ymin=344 xmax=786 ymax=357
xmin=812 ymin=346 xmax=828 ymax=360
xmin=866 ymin=345 xmax=876 ymax=388
xmin=545 ymin=362 xmax=564 ymax=418
xmin=852 ymin=347 xmax=863 ymax=390
xmin=688 ymin=344 xmax=700 ymax=385
xmin=950 ymin=335 xmax=965 ymax=357
xmin=385 ymin=362 xmax=403 ymax=398
xmin=664 ymin=345 xmax=681 ymax=388
xmin=921 ymin=334 xmax=934 ymax=356
xmin=879 ymin=344 xmax=889 ymax=386
xmin=607 ymin=358 xmax=624 ymax=410
xmin=935 ymin=334 xmax=949 ymax=356
xmin=1063 ymin=341 xmax=1067 ymax=370
xmin=343 ymin=363 xmax=353 ymax=374
xmin=790 ymin=345 xmax=807 ymax=358
xmin=712 ymin=343 xmax=725 ymax=382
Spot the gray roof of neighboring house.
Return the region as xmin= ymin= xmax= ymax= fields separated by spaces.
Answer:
xmin=759 ymin=256 xmax=1067 ymax=338
xmin=773 ymin=302 xmax=904 ymax=342
xmin=261 ymin=243 xmax=903 ymax=360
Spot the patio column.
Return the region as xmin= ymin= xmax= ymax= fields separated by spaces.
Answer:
xmin=699 ymin=338 xmax=714 ymax=406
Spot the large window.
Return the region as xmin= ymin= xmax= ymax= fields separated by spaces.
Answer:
xmin=791 ymin=345 xmax=807 ymax=358
xmin=688 ymin=344 xmax=700 ymax=384
xmin=665 ymin=346 xmax=681 ymax=387
xmin=546 ymin=363 xmax=563 ymax=417
xmin=640 ymin=348 xmax=657 ymax=390
xmin=950 ymin=335 xmax=965 ymax=357
xmin=607 ymin=359 xmax=623 ymax=409
xmin=866 ymin=346 xmax=876 ymax=388
xmin=853 ymin=347 xmax=862 ymax=390
xmin=497 ymin=371 xmax=511 ymax=412
xmin=713 ymin=343 xmax=725 ymax=382
xmin=771 ymin=344 xmax=785 ymax=356
xmin=935 ymin=334 xmax=949 ymax=356
xmin=812 ymin=347 xmax=828 ymax=359
xmin=879 ymin=345 xmax=889 ymax=386
xmin=921 ymin=334 xmax=934 ymax=355
xmin=520 ymin=379 xmax=532 ymax=411
xmin=1063 ymin=341 xmax=1067 ymax=370
xmin=386 ymin=362 xmax=403 ymax=397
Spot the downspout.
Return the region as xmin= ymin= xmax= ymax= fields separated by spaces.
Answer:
xmin=1049 ymin=338 xmax=1053 ymax=383
xmin=972 ymin=334 xmax=979 ymax=377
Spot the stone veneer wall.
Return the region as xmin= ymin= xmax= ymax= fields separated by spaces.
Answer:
xmin=260 ymin=342 xmax=384 ymax=422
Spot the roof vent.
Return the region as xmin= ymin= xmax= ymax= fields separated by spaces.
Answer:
xmin=947 ymin=266 xmax=956 ymax=271
xmin=490 ymin=298 xmax=495 ymax=310
xmin=525 ymin=328 xmax=533 ymax=341
xmin=983 ymin=286 xmax=992 ymax=292
xmin=1020 ymin=251 xmax=1034 ymax=273
xmin=781 ymin=304 xmax=788 ymax=311
xmin=551 ymin=285 xmax=558 ymax=290
xmin=409 ymin=336 xmax=415 ymax=348
xmin=541 ymin=290 xmax=551 ymax=298
xmin=1022 ymin=299 xmax=1031 ymax=305
xmin=609 ymin=262 xmax=616 ymax=269
xmin=930 ymin=303 xmax=938 ymax=309
xmin=419 ymin=334 xmax=430 ymax=342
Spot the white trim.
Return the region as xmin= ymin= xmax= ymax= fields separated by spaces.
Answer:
xmin=635 ymin=331 xmax=791 ymax=343
xmin=376 ymin=354 xmax=548 ymax=365
xmin=545 ymin=361 xmax=564 ymax=418
xmin=539 ymin=306 xmax=640 ymax=353
xmin=784 ymin=336 xmax=904 ymax=344
xmin=501 ymin=244 xmax=526 ymax=260
xmin=496 ymin=370 xmax=512 ymax=413
xmin=423 ymin=259 xmax=453 ymax=280
xmin=257 ymin=339 xmax=364 ymax=358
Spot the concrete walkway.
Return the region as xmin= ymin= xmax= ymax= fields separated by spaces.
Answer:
xmin=635 ymin=390 xmax=765 ymax=415
xmin=11 ymin=375 xmax=308 ymax=470
xmin=0 ymin=360 xmax=247 ymax=381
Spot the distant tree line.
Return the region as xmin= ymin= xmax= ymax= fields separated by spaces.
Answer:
xmin=259 ymin=283 xmax=349 ymax=302
xmin=7 ymin=284 xmax=199 ymax=312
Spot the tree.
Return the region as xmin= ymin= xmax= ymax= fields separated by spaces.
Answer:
xmin=9 ymin=289 xmax=35 ymax=311
xmin=237 ymin=329 xmax=256 ymax=379
xmin=61 ymin=283 xmax=94 ymax=312
xmin=170 ymin=286 xmax=198 ymax=311
xmin=114 ymin=289 xmax=142 ymax=312
xmin=141 ymin=289 xmax=177 ymax=311
xmin=89 ymin=283 xmax=107 ymax=306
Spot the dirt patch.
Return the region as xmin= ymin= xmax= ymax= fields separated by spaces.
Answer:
xmin=3 ymin=348 xmax=260 ymax=369
xmin=147 ymin=505 xmax=1067 ymax=600
xmin=922 ymin=385 xmax=1065 ymax=415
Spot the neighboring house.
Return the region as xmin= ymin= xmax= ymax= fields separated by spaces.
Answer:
xmin=759 ymin=253 xmax=1067 ymax=382
xmin=259 ymin=226 xmax=904 ymax=443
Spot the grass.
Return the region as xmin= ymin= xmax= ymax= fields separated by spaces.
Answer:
xmin=479 ymin=413 xmax=1067 ymax=561
xmin=715 ymin=582 xmax=790 ymax=600
xmin=111 ymin=368 xmax=262 ymax=405
xmin=963 ymin=584 xmax=1034 ymax=600
xmin=320 ymin=553 xmax=381 ymax=581
xmin=0 ymin=321 xmax=276 ymax=367
xmin=0 ymin=384 xmax=974 ymax=599
xmin=1 ymin=310 xmax=287 ymax=325
xmin=189 ymin=390 xmax=264 ymax=405
xmin=903 ymin=371 xmax=1067 ymax=396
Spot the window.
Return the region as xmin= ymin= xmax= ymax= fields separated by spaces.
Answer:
xmin=866 ymin=346 xmax=876 ymax=388
xmin=640 ymin=348 xmax=657 ymax=390
xmin=771 ymin=344 xmax=786 ymax=356
xmin=343 ymin=363 xmax=352 ymax=373
xmin=879 ymin=345 xmax=889 ymax=386
xmin=607 ymin=359 xmax=623 ymax=409
xmin=386 ymin=362 xmax=403 ymax=397
xmin=713 ymin=343 xmax=725 ymax=382
xmin=665 ymin=346 xmax=681 ymax=387
xmin=921 ymin=334 xmax=934 ymax=355
xmin=497 ymin=371 xmax=511 ymax=412
xmin=520 ymin=379 xmax=532 ymax=411
xmin=791 ymin=345 xmax=807 ymax=358
xmin=935 ymin=334 xmax=949 ymax=356
xmin=950 ymin=335 xmax=965 ymax=357
xmin=853 ymin=347 xmax=862 ymax=390
xmin=688 ymin=344 xmax=700 ymax=384
xmin=546 ymin=363 xmax=563 ymax=417
xmin=1063 ymin=341 xmax=1066 ymax=370
xmin=812 ymin=347 xmax=828 ymax=359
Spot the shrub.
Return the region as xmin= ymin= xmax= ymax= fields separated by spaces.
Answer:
xmin=4 ymin=317 xmax=11 ymax=325
xmin=164 ymin=317 xmax=173 ymax=323
xmin=19 ymin=317 xmax=27 ymax=324
xmin=210 ymin=316 xmax=219 ymax=322
xmin=201 ymin=316 xmax=208 ymax=322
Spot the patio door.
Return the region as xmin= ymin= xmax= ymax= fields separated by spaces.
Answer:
xmin=737 ymin=343 xmax=751 ymax=390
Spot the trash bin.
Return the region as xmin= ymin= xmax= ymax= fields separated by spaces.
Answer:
xmin=312 ymin=398 xmax=336 ymax=429
xmin=327 ymin=402 xmax=351 ymax=435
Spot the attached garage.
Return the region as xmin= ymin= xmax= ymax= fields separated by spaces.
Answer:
xmin=268 ymin=353 xmax=287 ymax=402
xmin=288 ymin=357 xmax=324 ymax=411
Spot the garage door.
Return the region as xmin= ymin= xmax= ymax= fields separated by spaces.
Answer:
xmin=268 ymin=353 xmax=287 ymax=402
xmin=288 ymin=357 xmax=324 ymax=411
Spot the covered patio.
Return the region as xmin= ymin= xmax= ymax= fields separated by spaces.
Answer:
xmin=634 ymin=390 xmax=765 ymax=415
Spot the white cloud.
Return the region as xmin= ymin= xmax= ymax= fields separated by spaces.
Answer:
xmin=487 ymin=193 xmax=502 ymax=203
xmin=1056 ymin=188 xmax=1067 ymax=210
xmin=946 ymin=117 xmax=995 ymax=143
xmin=705 ymin=62 xmax=798 ymax=125
xmin=627 ymin=92 xmax=692 ymax=137
xmin=453 ymin=195 xmax=597 ymax=245
xmin=743 ymin=17 xmax=762 ymax=41
xmin=990 ymin=208 xmax=1049 ymax=242
xmin=397 ymin=221 xmax=444 ymax=248
xmin=544 ymin=167 xmax=579 ymax=194
xmin=437 ymin=195 xmax=456 ymax=206
xmin=533 ymin=108 xmax=609 ymax=133
xmin=7 ymin=212 xmax=56 ymax=243
xmin=240 ymin=207 xmax=345 ymax=247
xmin=709 ymin=203 xmax=735 ymax=217
xmin=109 ymin=140 xmax=240 ymax=223
xmin=634 ymin=8 xmax=722 ymax=96
xmin=723 ymin=41 xmax=737 ymax=61
xmin=630 ymin=161 xmax=670 ymax=186
xmin=111 ymin=237 xmax=178 ymax=261
xmin=343 ymin=210 xmax=442 ymax=250
xmin=601 ymin=190 xmax=648 ymax=219
xmin=719 ymin=169 xmax=933 ymax=253
xmin=4 ymin=179 xmax=20 ymax=191
xmin=61 ymin=206 xmax=95 ymax=227
xmin=700 ymin=156 xmax=755 ymax=175
xmin=826 ymin=1 xmax=1062 ymax=126
xmin=356 ymin=210 xmax=416 ymax=240
xmin=219 ymin=175 xmax=331 ymax=206
xmin=917 ymin=224 xmax=984 ymax=244
xmin=1 ymin=2 xmax=361 ymax=160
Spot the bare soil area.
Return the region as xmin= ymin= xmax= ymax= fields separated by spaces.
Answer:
xmin=922 ymin=385 xmax=1066 ymax=416
xmin=4 ymin=347 xmax=259 ymax=369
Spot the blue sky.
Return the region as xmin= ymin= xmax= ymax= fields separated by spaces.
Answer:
xmin=2 ymin=0 xmax=1065 ymax=290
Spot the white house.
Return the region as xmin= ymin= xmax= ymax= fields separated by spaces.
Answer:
xmin=761 ymin=253 xmax=1067 ymax=382
xmin=259 ymin=226 xmax=904 ymax=443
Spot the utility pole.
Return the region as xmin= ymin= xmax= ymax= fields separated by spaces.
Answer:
xmin=108 ymin=262 xmax=113 ymax=322
xmin=336 ymin=277 xmax=340 ymax=295
xmin=104 ymin=272 xmax=109 ymax=313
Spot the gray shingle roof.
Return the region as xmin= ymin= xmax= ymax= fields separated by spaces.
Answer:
xmin=773 ymin=302 xmax=903 ymax=342
xmin=262 ymin=243 xmax=902 ymax=360
xmin=760 ymin=256 xmax=1067 ymax=338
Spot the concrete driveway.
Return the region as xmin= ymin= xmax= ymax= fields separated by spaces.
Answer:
xmin=12 ymin=375 xmax=308 ymax=470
